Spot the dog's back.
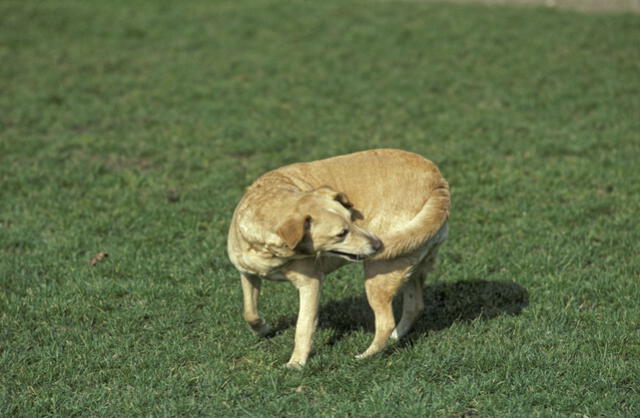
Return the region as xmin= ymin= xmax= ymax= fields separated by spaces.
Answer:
xmin=276 ymin=149 xmax=450 ymax=259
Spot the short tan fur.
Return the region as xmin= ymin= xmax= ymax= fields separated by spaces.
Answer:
xmin=227 ymin=149 xmax=450 ymax=368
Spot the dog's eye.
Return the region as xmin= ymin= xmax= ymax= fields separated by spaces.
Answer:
xmin=336 ymin=228 xmax=349 ymax=239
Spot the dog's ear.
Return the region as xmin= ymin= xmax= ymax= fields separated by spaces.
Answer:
xmin=316 ymin=186 xmax=353 ymax=209
xmin=277 ymin=215 xmax=311 ymax=250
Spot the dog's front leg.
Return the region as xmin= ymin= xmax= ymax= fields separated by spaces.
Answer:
xmin=286 ymin=264 xmax=323 ymax=369
xmin=240 ymin=273 xmax=273 ymax=337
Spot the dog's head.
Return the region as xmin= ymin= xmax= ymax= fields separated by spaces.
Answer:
xmin=275 ymin=187 xmax=382 ymax=261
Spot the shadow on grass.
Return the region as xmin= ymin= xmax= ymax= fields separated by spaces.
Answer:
xmin=272 ymin=279 xmax=529 ymax=346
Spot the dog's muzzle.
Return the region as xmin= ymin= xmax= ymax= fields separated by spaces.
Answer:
xmin=327 ymin=236 xmax=383 ymax=261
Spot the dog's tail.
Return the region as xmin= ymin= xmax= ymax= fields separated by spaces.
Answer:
xmin=379 ymin=176 xmax=450 ymax=260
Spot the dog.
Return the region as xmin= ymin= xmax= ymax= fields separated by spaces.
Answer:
xmin=227 ymin=149 xmax=450 ymax=369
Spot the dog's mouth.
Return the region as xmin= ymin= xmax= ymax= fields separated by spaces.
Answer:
xmin=326 ymin=250 xmax=368 ymax=262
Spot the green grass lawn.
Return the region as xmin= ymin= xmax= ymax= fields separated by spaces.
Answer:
xmin=1 ymin=0 xmax=639 ymax=415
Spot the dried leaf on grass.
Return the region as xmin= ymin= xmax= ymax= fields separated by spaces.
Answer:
xmin=89 ymin=252 xmax=109 ymax=266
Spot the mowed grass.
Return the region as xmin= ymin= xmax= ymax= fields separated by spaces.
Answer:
xmin=1 ymin=0 xmax=639 ymax=415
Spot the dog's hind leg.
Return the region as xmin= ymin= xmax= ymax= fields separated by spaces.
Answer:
xmin=356 ymin=259 xmax=413 ymax=359
xmin=391 ymin=248 xmax=439 ymax=339
xmin=391 ymin=270 xmax=425 ymax=340
xmin=240 ymin=273 xmax=273 ymax=337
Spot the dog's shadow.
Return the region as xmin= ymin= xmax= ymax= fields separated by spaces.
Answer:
xmin=273 ymin=279 xmax=529 ymax=346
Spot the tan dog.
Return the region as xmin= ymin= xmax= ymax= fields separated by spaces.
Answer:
xmin=227 ymin=149 xmax=450 ymax=368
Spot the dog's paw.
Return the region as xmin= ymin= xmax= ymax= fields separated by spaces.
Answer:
xmin=354 ymin=352 xmax=370 ymax=360
xmin=355 ymin=343 xmax=386 ymax=360
xmin=285 ymin=360 xmax=305 ymax=370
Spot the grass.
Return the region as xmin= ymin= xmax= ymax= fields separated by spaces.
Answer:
xmin=1 ymin=0 xmax=639 ymax=416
